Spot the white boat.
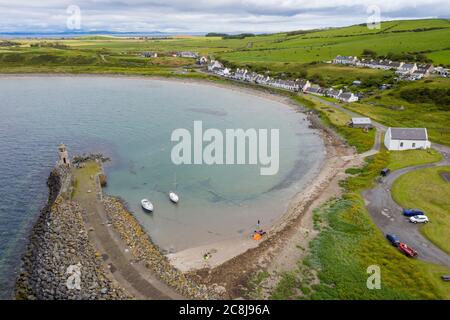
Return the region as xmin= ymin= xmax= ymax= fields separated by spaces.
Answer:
xmin=169 ymin=173 xmax=180 ymax=204
xmin=141 ymin=199 xmax=154 ymax=212
xmin=169 ymin=192 xmax=179 ymax=204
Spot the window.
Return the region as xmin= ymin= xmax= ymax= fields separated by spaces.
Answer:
xmin=412 ymin=143 xmax=416 ymax=148
xmin=400 ymin=142 xmax=404 ymax=147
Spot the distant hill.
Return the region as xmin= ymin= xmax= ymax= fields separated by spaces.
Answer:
xmin=216 ymin=19 xmax=450 ymax=67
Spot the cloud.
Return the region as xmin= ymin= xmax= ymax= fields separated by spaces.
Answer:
xmin=0 ymin=0 xmax=449 ymax=33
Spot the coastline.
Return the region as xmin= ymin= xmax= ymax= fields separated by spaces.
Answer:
xmin=15 ymin=165 xmax=131 ymax=300
xmin=9 ymin=72 xmax=358 ymax=299
xmin=0 ymin=73 xmax=303 ymax=112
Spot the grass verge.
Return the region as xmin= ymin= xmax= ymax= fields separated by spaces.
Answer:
xmin=392 ymin=166 xmax=450 ymax=255
xmin=271 ymin=152 xmax=450 ymax=299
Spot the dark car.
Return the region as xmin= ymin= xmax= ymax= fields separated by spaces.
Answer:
xmin=386 ymin=234 xmax=400 ymax=247
xmin=403 ymin=208 xmax=425 ymax=217
xmin=380 ymin=168 xmax=391 ymax=176
xmin=399 ymin=243 xmax=418 ymax=258
xmin=442 ymin=275 xmax=450 ymax=282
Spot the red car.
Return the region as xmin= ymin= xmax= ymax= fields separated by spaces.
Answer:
xmin=399 ymin=243 xmax=418 ymax=257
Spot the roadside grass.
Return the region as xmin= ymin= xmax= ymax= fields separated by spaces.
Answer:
xmin=387 ymin=148 xmax=443 ymax=171
xmin=392 ymin=166 xmax=450 ymax=255
xmin=294 ymin=95 xmax=375 ymax=153
xmin=271 ymin=152 xmax=450 ymax=299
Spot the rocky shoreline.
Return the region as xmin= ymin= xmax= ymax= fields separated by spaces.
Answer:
xmin=15 ymin=159 xmax=219 ymax=300
xmin=102 ymin=196 xmax=219 ymax=299
xmin=15 ymin=165 xmax=131 ymax=300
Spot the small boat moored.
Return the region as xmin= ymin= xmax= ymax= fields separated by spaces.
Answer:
xmin=169 ymin=192 xmax=179 ymax=204
xmin=141 ymin=199 xmax=154 ymax=212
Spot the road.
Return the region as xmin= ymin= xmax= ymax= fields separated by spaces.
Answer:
xmin=308 ymin=94 xmax=450 ymax=267
xmin=306 ymin=94 xmax=385 ymax=157
xmin=362 ymin=148 xmax=450 ymax=266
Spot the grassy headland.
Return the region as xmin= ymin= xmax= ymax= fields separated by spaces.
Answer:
xmin=270 ymin=152 xmax=450 ymax=300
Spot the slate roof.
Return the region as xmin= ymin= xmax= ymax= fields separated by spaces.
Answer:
xmin=390 ymin=128 xmax=428 ymax=140
xmin=352 ymin=117 xmax=372 ymax=125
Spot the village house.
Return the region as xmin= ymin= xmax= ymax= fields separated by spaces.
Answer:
xmin=389 ymin=61 xmax=404 ymax=69
xmin=350 ymin=117 xmax=372 ymax=129
xmin=305 ymin=86 xmax=326 ymax=96
xmin=384 ymin=127 xmax=431 ymax=151
xmin=197 ymin=56 xmax=208 ymax=65
xmin=433 ymin=66 xmax=449 ymax=77
xmin=233 ymin=68 xmax=248 ymax=81
xmin=415 ymin=64 xmax=434 ymax=77
xmin=142 ymin=51 xmax=158 ymax=58
xmin=178 ymin=51 xmax=199 ymax=58
xmin=297 ymin=79 xmax=311 ymax=92
xmin=396 ymin=63 xmax=418 ymax=75
xmin=325 ymin=88 xmax=342 ymax=99
xmin=268 ymin=79 xmax=300 ymax=92
xmin=356 ymin=58 xmax=374 ymax=68
xmin=333 ymin=55 xmax=359 ymax=65
xmin=207 ymin=60 xmax=224 ymax=72
xmin=337 ymin=92 xmax=359 ymax=103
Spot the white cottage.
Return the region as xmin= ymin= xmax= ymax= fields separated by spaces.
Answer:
xmin=338 ymin=92 xmax=359 ymax=102
xmin=384 ymin=128 xmax=431 ymax=151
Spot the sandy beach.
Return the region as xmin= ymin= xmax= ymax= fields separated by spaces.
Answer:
xmin=5 ymin=73 xmax=358 ymax=298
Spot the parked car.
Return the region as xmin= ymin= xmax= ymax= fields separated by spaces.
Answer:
xmin=380 ymin=168 xmax=390 ymax=176
xmin=386 ymin=234 xmax=400 ymax=247
xmin=403 ymin=208 xmax=425 ymax=217
xmin=442 ymin=275 xmax=450 ymax=282
xmin=409 ymin=215 xmax=429 ymax=224
xmin=399 ymin=243 xmax=418 ymax=257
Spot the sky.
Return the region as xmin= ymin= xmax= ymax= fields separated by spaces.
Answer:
xmin=0 ymin=0 xmax=449 ymax=34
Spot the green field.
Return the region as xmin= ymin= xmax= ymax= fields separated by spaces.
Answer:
xmin=344 ymin=78 xmax=450 ymax=146
xmin=295 ymin=95 xmax=375 ymax=153
xmin=1 ymin=19 xmax=450 ymax=77
xmin=388 ymin=149 xmax=443 ymax=171
xmin=218 ymin=19 xmax=450 ymax=67
xmin=270 ymin=152 xmax=450 ymax=300
xmin=392 ymin=166 xmax=450 ymax=255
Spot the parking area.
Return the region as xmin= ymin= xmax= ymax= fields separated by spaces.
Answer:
xmin=363 ymin=155 xmax=450 ymax=267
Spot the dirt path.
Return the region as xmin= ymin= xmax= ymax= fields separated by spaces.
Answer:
xmin=363 ymin=144 xmax=450 ymax=267
xmin=306 ymin=94 xmax=385 ymax=157
xmin=73 ymin=165 xmax=183 ymax=300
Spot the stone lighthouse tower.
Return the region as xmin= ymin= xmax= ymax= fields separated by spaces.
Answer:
xmin=58 ymin=143 xmax=70 ymax=167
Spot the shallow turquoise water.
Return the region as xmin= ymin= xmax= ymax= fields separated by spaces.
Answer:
xmin=0 ymin=76 xmax=325 ymax=298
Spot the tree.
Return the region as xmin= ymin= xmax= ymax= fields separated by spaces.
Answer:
xmin=362 ymin=49 xmax=377 ymax=58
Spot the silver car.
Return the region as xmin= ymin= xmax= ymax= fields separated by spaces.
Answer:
xmin=409 ymin=215 xmax=429 ymax=224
